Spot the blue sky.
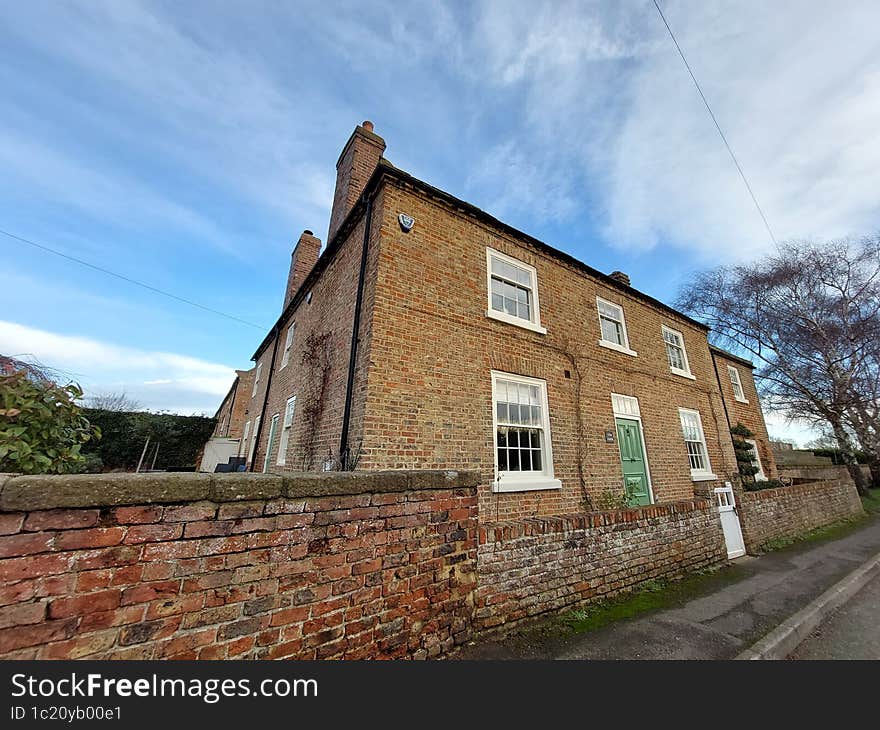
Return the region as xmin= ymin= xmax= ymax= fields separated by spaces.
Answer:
xmin=2 ymin=1 xmax=880 ymax=443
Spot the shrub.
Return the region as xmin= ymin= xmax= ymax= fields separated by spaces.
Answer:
xmin=0 ymin=372 xmax=100 ymax=474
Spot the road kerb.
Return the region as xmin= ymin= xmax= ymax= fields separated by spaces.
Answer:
xmin=735 ymin=549 xmax=880 ymax=660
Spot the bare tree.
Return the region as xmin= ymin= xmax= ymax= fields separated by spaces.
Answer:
xmin=86 ymin=391 xmax=144 ymax=412
xmin=677 ymin=235 xmax=880 ymax=495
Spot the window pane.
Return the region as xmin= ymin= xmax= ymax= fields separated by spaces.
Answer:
xmin=530 ymin=430 xmax=541 ymax=448
xmin=508 ymin=448 xmax=520 ymax=470
xmin=497 ymin=428 xmax=507 ymax=447
xmin=601 ymin=318 xmax=622 ymax=345
xmin=497 ymin=402 xmax=508 ymax=422
xmin=508 ymin=429 xmax=519 ymax=447
xmin=517 ymin=302 xmax=530 ymax=319
xmin=491 ymin=293 xmax=504 ymax=311
xmin=504 ymin=297 xmax=517 ymax=315
xmin=531 ymin=405 xmax=541 ymax=424
xmin=531 ymin=449 xmax=542 ymax=471
xmin=519 ymin=404 xmax=531 ymax=425
xmin=497 ymin=446 xmax=508 ymax=471
xmin=491 ymin=278 xmax=503 ymax=295
xmin=520 ymin=448 xmax=532 ymax=471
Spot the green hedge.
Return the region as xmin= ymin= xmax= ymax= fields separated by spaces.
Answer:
xmin=81 ymin=409 xmax=215 ymax=472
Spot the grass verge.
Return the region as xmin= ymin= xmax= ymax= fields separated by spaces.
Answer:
xmin=555 ymin=564 xmax=747 ymax=635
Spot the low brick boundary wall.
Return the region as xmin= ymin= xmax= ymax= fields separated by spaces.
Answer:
xmin=0 ymin=471 xmax=478 ymax=660
xmin=739 ymin=478 xmax=864 ymax=553
xmin=474 ymin=499 xmax=726 ymax=630
xmin=777 ymin=463 xmax=871 ymax=484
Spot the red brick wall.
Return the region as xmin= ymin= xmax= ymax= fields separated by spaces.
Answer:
xmin=212 ymin=369 xmax=255 ymax=441
xmin=475 ymin=499 xmax=726 ymax=630
xmin=359 ymin=179 xmax=738 ymax=519
xmin=247 ymin=188 xmax=385 ymax=472
xmin=711 ymin=351 xmax=777 ymax=480
xmin=0 ymin=471 xmax=477 ymax=660
xmin=738 ymin=478 xmax=863 ymax=553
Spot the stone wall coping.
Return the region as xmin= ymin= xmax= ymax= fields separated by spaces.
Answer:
xmin=0 ymin=470 xmax=481 ymax=512
xmin=480 ymin=498 xmax=713 ymax=540
xmin=741 ymin=478 xmax=851 ymax=502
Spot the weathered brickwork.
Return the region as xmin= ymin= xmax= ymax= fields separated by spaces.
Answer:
xmin=738 ymin=478 xmax=864 ymax=553
xmin=475 ymin=500 xmax=727 ymax=629
xmin=358 ymin=179 xmax=738 ymax=520
xmin=232 ymin=123 xmax=791 ymax=526
xmin=212 ymin=368 xmax=254 ymax=440
xmin=245 ymin=190 xmax=385 ymax=473
xmin=711 ymin=348 xmax=777 ymax=480
xmin=0 ymin=472 xmax=477 ymax=660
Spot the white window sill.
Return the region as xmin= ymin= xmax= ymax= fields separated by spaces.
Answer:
xmin=670 ymin=368 xmax=696 ymax=380
xmin=491 ymin=476 xmax=562 ymax=493
xmin=486 ymin=309 xmax=547 ymax=334
xmin=734 ymin=396 xmax=749 ymax=404
xmin=691 ymin=472 xmax=719 ymax=482
xmin=598 ymin=340 xmax=638 ymax=357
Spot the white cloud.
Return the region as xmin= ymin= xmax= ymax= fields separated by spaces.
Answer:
xmin=467 ymin=0 xmax=880 ymax=259
xmin=0 ymin=320 xmax=234 ymax=414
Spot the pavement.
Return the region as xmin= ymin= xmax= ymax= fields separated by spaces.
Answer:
xmin=454 ymin=514 xmax=880 ymax=660
xmin=788 ymin=571 xmax=880 ymax=660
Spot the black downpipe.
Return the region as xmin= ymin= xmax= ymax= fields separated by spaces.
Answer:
xmin=249 ymin=331 xmax=280 ymax=472
xmin=711 ymin=352 xmax=733 ymax=435
xmin=339 ymin=195 xmax=374 ymax=468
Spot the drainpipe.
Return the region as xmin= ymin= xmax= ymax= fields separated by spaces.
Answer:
xmin=225 ymin=376 xmax=239 ymax=437
xmin=338 ymin=194 xmax=374 ymax=468
xmin=249 ymin=331 xmax=280 ymax=472
xmin=711 ymin=353 xmax=733 ymax=433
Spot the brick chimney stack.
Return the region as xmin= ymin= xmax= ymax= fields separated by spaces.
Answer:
xmin=284 ymin=229 xmax=322 ymax=309
xmin=327 ymin=121 xmax=386 ymax=241
xmin=609 ymin=271 xmax=631 ymax=287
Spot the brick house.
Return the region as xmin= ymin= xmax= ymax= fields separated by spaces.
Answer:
xmin=234 ymin=121 xmax=776 ymax=521
xmin=212 ymin=367 xmax=255 ymax=442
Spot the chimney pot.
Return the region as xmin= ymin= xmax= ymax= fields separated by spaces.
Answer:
xmin=362 ymin=121 xmax=374 ymax=132
xmin=609 ymin=271 xmax=631 ymax=286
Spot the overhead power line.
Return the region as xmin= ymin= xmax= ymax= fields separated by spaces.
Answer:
xmin=1 ymin=228 xmax=267 ymax=331
xmin=651 ymin=0 xmax=777 ymax=246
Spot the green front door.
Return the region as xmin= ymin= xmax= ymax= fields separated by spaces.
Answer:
xmin=615 ymin=418 xmax=651 ymax=506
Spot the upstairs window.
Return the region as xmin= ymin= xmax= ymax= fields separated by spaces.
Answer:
xmin=279 ymin=323 xmax=295 ymax=369
xmin=252 ymin=362 xmax=262 ymax=397
xmin=597 ymin=297 xmax=635 ymax=355
xmin=728 ymin=366 xmax=748 ymax=403
xmin=678 ymin=408 xmax=715 ymax=480
xmin=663 ymin=326 xmax=693 ymax=378
xmin=491 ymin=371 xmax=560 ymax=492
xmin=485 ymin=248 xmax=545 ymax=333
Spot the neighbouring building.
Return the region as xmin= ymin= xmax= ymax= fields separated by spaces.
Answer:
xmin=199 ymin=367 xmax=255 ymax=472
xmin=230 ymin=121 xmax=777 ymax=521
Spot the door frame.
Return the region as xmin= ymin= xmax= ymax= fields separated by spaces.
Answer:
xmin=610 ymin=394 xmax=655 ymax=506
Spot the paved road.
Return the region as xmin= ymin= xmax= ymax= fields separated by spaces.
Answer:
xmin=788 ymin=571 xmax=880 ymax=660
xmin=454 ymin=516 xmax=880 ymax=660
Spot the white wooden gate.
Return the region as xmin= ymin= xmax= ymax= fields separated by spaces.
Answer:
xmin=715 ymin=482 xmax=746 ymax=559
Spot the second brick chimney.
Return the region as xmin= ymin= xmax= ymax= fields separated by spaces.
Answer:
xmin=327 ymin=121 xmax=386 ymax=241
xmin=609 ymin=271 xmax=631 ymax=287
xmin=284 ymin=230 xmax=322 ymax=309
